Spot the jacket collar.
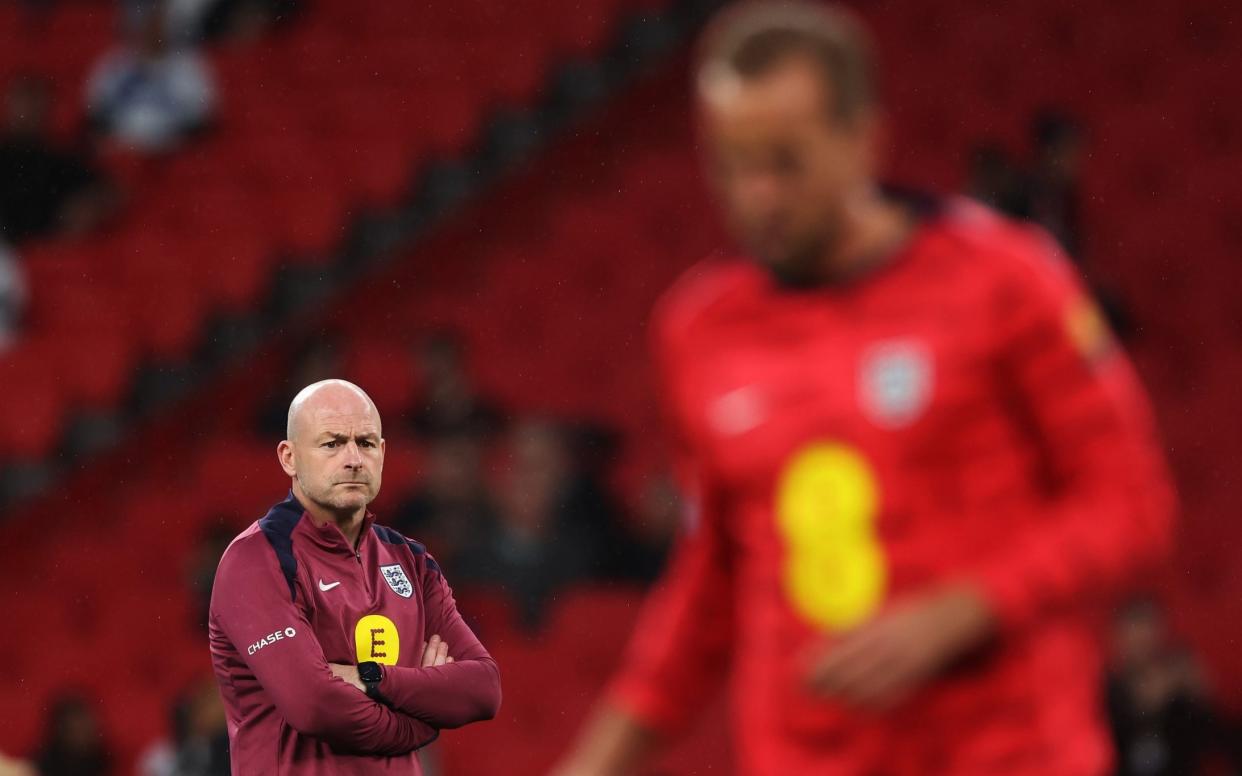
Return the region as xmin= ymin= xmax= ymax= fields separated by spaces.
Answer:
xmin=284 ymin=490 xmax=377 ymax=555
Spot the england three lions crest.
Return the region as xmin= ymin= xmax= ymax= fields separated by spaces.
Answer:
xmin=380 ymin=564 xmax=413 ymax=598
xmin=859 ymin=340 xmax=934 ymax=429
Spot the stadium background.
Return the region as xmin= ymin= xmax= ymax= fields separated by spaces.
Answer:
xmin=0 ymin=0 xmax=1238 ymax=773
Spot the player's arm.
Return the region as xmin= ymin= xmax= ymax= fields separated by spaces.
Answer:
xmin=369 ymin=555 xmax=502 ymax=729
xmin=969 ymin=230 xmax=1176 ymax=630
xmin=211 ymin=539 xmax=439 ymax=756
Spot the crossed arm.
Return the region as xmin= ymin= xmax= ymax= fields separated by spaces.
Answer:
xmin=331 ymin=631 xmax=503 ymax=729
xmin=213 ymin=544 xmax=499 ymax=755
xmin=329 ymin=566 xmax=503 ymax=729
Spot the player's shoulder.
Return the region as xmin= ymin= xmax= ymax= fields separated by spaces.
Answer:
xmin=216 ymin=496 xmax=303 ymax=578
xmin=371 ymin=522 xmax=443 ymax=578
xmin=930 ymin=196 xmax=1078 ymax=293
xmin=652 ymin=253 xmax=762 ymax=345
xmin=217 ymin=520 xmax=271 ymax=567
xmin=210 ymin=517 xmax=294 ymax=611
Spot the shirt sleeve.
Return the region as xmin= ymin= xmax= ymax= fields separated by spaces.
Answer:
xmin=377 ymin=554 xmax=502 ymax=729
xmin=211 ymin=537 xmax=439 ymax=755
xmin=605 ymin=305 xmax=736 ymax=734
xmin=966 ymin=229 xmax=1176 ymax=631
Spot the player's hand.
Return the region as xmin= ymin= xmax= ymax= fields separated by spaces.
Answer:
xmin=0 ymin=751 xmax=35 ymax=776
xmin=329 ymin=663 xmax=365 ymax=692
xmin=804 ymin=583 xmax=994 ymax=710
xmin=421 ymin=634 xmax=454 ymax=667
xmin=548 ymin=703 xmax=655 ymax=776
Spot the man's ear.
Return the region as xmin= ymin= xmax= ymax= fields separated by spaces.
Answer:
xmin=277 ymin=440 xmax=297 ymax=477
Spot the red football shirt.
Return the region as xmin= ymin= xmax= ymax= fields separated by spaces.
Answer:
xmin=609 ymin=198 xmax=1174 ymax=776
xmin=209 ymin=493 xmax=501 ymax=775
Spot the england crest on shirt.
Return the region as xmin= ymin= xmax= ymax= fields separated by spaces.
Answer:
xmin=859 ymin=340 xmax=933 ymax=429
xmin=380 ymin=564 xmax=413 ymax=598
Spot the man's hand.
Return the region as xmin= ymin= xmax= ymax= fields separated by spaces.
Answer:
xmin=549 ymin=703 xmax=658 ymax=776
xmin=330 ymin=663 xmax=365 ymax=691
xmin=421 ymin=634 xmax=454 ymax=667
xmin=804 ymin=583 xmax=995 ymax=710
xmin=0 ymin=751 xmax=35 ymax=776
xmin=329 ymin=634 xmax=453 ymax=693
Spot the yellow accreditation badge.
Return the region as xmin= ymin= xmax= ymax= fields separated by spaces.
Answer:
xmin=355 ymin=614 xmax=400 ymax=665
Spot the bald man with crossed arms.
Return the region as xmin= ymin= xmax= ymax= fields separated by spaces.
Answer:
xmin=209 ymin=380 xmax=501 ymax=774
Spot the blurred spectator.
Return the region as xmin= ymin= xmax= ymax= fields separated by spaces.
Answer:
xmin=191 ymin=0 xmax=302 ymax=44
xmin=1106 ymin=599 xmax=1231 ymax=776
xmin=0 ymin=74 xmax=117 ymax=243
xmin=256 ymin=335 xmax=343 ymax=437
xmin=138 ymin=678 xmax=229 ymax=776
xmin=33 ymin=693 xmax=113 ymax=776
xmin=1027 ymin=109 xmax=1085 ymax=259
xmin=0 ymin=240 xmax=25 ymax=351
xmin=614 ymin=473 xmax=681 ymax=582
xmin=410 ymin=330 xmax=504 ymax=442
xmin=394 ymin=431 xmax=500 ymax=572
xmin=965 ymin=143 xmax=1028 ymax=218
xmin=186 ymin=519 xmax=239 ymax=631
xmin=454 ymin=419 xmax=607 ymax=629
xmin=86 ymin=3 xmax=217 ymax=153
xmin=967 ymin=113 xmax=1132 ymax=339
xmin=561 ymin=420 xmax=660 ymax=582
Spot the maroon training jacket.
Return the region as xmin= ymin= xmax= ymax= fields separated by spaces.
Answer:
xmin=209 ymin=493 xmax=501 ymax=774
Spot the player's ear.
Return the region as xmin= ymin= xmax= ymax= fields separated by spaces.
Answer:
xmin=277 ymin=440 xmax=297 ymax=477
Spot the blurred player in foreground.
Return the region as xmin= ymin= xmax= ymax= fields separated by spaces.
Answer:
xmin=209 ymin=380 xmax=500 ymax=774
xmin=554 ymin=3 xmax=1174 ymax=774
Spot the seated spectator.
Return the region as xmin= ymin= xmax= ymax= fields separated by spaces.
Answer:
xmin=87 ymin=2 xmax=217 ymax=153
xmin=560 ymin=419 xmax=656 ymax=581
xmin=454 ymin=418 xmax=603 ymax=629
xmin=410 ymin=330 xmax=504 ymax=442
xmin=33 ymin=693 xmax=112 ymax=776
xmin=965 ymin=142 xmax=1028 ymax=219
xmin=167 ymin=0 xmax=302 ymax=45
xmin=0 ymin=74 xmax=117 ymax=243
xmin=138 ymin=677 xmax=230 ymax=776
xmin=1027 ymin=109 xmax=1085 ymax=259
xmin=0 ymin=240 xmax=25 ymax=351
xmin=613 ymin=473 xmax=681 ymax=582
xmin=1106 ymin=598 xmax=1230 ymax=776
xmin=394 ymin=430 xmax=500 ymax=573
xmin=186 ymin=519 xmax=240 ymax=631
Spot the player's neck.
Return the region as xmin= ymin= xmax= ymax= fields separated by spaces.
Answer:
xmin=824 ymin=186 xmax=914 ymax=283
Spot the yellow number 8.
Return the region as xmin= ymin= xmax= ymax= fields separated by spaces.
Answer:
xmin=776 ymin=443 xmax=885 ymax=631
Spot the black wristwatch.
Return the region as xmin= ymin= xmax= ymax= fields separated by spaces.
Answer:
xmin=357 ymin=661 xmax=390 ymax=705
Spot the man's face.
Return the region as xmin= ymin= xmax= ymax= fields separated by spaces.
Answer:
xmin=699 ymin=55 xmax=874 ymax=283
xmin=282 ymin=391 xmax=385 ymax=515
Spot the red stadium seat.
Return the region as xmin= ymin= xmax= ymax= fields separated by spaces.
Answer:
xmin=0 ymin=342 xmax=66 ymax=458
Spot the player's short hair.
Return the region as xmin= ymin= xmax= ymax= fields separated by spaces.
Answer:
xmin=696 ymin=1 xmax=877 ymax=124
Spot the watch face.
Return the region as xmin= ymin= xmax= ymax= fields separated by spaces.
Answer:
xmin=358 ymin=662 xmax=383 ymax=684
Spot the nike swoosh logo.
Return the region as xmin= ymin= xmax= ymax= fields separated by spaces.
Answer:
xmin=318 ymin=580 xmax=341 ymax=592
